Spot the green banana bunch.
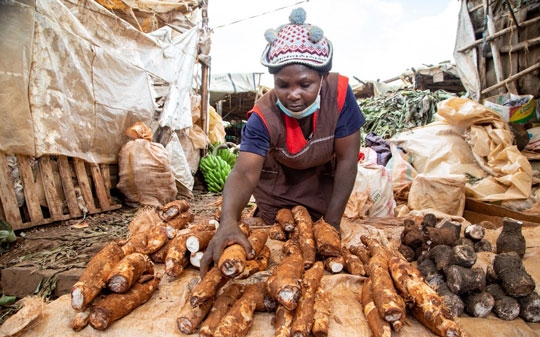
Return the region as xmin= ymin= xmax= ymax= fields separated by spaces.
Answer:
xmin=199 ymin=154 xmax=232 ymax=193
xmin=216 ymin=148 xmax=238 ymax=168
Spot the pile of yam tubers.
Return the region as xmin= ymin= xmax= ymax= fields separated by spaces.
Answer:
xmin=69 ymin=200 xmax=464 ymax=337
xmin=400 ymin=214 xmax=540 ymax=323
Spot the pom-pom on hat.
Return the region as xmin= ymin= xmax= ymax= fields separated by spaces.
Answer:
xmin=261 ymin=7 xmax=333 ymax=73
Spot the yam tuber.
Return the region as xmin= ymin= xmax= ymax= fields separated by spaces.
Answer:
xmin=71 ymin=242 xmax=125 ymax=311
xmin=361 ymin=236 xmax=405 ymax=323
xmin=267 ymin=240 xmax=305 ymax=311
xmin=400 ymin=218 xmax=425 ymax=250
xmin=518 ymin=291 xmax=540 ymax=323
xmin=176 ymin=297 xmax=214 ymax=334
xmin=437 ymin=283 xmax=465 ymax=318
xmin=484 ymin=283 xmax=520 ymax=321
xmin=388 ymin=255 xmax=461 ymax=337
xmin=417 ymin=258 xmax=445 ymax=289
xmin=218 ymin=229 xmax=268 ymax=278
xmin=445 ymin=265 xmax=486 ymax=295
xmin=424 ymin=220 xmax=461 ymax=247
xmin=276 ymin=208 xmax=296 ymax=232
xmin=199 ymin=283 xmax=245 ymax=337
xmin=464 ymin=224 xmax=485 ymax=241
xmin=312 ymin=218 xmax=341 ymax=257
xmin=190 ymin=266 xmax=229 ymax=307
xmin=496 ymin=217 xmax=526 ymax=258
xmin=89 ymin=274 xmax=161 ymax=330
xmin=213 ymin=282 xmax=267 ymax=337
xmin=291 ymin=205 xmax=316 ymax=269
xmin=106 ymin=252 xmax=154 ymax=293
xmin=462 ymin=291 xmax=494 ymax=318
xmin=493 ymin=251 xmax=535 ymax=297
xmin=291 ymin=261 xmax=325 ymax=337
xmin=360 ymin=278 xmax=391 ymax=337
xmin=312 ymin=286 xmax=331 ymax=337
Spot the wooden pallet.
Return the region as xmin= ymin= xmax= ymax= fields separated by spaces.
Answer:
xmin=0 ymin=153 xmax=122 ymax=230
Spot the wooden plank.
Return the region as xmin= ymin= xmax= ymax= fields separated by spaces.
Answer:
xmin=0 ymin=153 xmax=22 ymax=227
xmin=57 ymin=156 xmax=82 ymax=218
xmin=481 ymin=60 xmax=540 ymax=95
xmin=73 ymin=158 xmax=98 ymax=214
xmin=465 ymin=198 xmax=540 ymax=226
xmin=38 ymin=156 xmax=64 ymax=221
xmin=100 ymin=164 xmax=112 ymax=200
xmin=16 ymin=155 xmax=43 ymax=224
xmin=89 ymin=164 xmax=111 ymax=210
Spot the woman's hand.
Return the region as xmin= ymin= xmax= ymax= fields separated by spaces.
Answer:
xmin=199 ymin=220 xmax=254 ymax=278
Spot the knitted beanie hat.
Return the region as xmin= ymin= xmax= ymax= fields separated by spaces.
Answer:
xmin=261 ymin=7 xmax=333 ymax=73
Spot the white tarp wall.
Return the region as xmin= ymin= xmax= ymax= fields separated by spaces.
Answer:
xmin=0 ymin=0 xmax=200 ymax=164
xmin=209 ymin=72 xmax=262 ymax=104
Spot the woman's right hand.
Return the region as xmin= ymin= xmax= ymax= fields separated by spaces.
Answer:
xmin=199 ymin=220 xmax=254 ymax=278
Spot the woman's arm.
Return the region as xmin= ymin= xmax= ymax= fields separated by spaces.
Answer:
xmin=199 ymin=151 xmax=265 ymax=277
xmin=324 ymin=129 xmax=360 ymax=229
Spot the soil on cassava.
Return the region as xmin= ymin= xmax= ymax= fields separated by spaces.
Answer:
xmin=0 ymin=188 xmax=222 ymax=324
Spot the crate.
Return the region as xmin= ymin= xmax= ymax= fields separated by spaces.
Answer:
xmin=0 ymin=153 xmax=122 ymax=230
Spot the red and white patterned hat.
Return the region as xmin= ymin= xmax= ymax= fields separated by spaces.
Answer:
xmin=261 ymin=8 xmax=333 ymax=73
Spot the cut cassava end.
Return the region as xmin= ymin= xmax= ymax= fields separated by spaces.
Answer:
xmin=158 ymin=199 xmax=190 ymax=221
xmin=89 ymin=274 xmax=161 ymax=330
xmin=267 ymin=240 xmax=305 ymax=311
xmin=72 ymin=309 xmax=91 ymax=332
xmin=291 ymin=205 xmax=316 ymax=269
xmin=106 ymin=252 xmax=154 ymax=293
xmin=323 ymin=255 xmax=345 ymax=274
xmin=70 ymin=242 xmax=125 ymax=311
xmin=218 ymin=229 xmax=268 ymax=278
xmin=312 ymin=218 xmax=341 ymax=257
xmin=276 ymin=208 xmax=296 ymax=232
xmin=176 ymin=297 xmax=214 ymax=334
xmin=361 ymin=236 xmax=405 ymax=323
xmin=190 ymin=251 xmax=204 ymax=269
xmin=186 ymin=229 xmax=215 ymax=253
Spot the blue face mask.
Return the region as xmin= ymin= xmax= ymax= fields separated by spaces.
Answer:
xmin=276 ymin=78 xmax=323 ymax=119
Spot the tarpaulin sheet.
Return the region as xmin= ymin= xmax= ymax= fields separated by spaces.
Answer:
xmin=0 ymin=0 xmax=199 ymax=164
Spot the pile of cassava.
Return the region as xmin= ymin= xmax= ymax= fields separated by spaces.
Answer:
xmin=69 ymin=199 xmax=464 ymax=337
xmin=400 ymin=214 xmax=540 ymax=323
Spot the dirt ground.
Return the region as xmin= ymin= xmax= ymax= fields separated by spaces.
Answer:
xmin=0 ymin=188 xmax=222 ymax=324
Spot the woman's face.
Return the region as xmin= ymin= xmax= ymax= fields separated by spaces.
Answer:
xmin=273 ymin=64 xmax=322 ymax=112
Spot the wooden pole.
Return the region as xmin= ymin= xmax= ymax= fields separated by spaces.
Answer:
xmin=200 ymin=0 xmax=210 ymax=156
xmin=481 ymin=58 xmax=540 ymax=95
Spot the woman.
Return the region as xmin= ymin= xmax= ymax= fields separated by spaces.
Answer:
xmin=200 ymin=8 xmax=365 ymax=276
